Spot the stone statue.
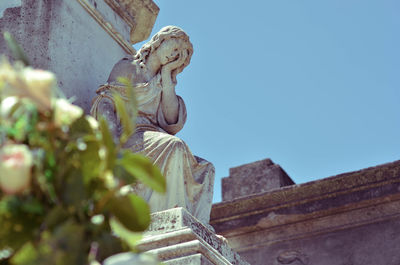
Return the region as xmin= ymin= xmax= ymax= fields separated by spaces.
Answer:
xmin=91 ymin=26 xmax=215 ymax=224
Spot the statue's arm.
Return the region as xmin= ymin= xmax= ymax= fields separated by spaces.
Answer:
xmin=160 ymin=68 xmax=179 ymax=125
xmin=157 ymin=96 xmax=187 ymax=135
xmin=160 ymin=50 xmax=189 ymax=125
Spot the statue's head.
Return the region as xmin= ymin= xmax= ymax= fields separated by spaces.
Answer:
xmin=134 ymin=26 xmax=193 ymax=79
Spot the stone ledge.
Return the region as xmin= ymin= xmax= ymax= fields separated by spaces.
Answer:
xmin=226 ymin=195 xmax=400 ymax=251
xmin=212 ymin=160 xmax=400 ymax=226
xmin=164 ymin=253 xmax=214 ymax=265
xmin=138 ymin=208 xmax=250 ymax=265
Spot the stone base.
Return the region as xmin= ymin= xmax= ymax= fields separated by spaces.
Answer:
xmin=138 ymin=207 xmax=249 ymax=265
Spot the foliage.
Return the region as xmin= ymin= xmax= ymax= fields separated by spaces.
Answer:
xmin=0 ymin=32 xmax=166 ymax=265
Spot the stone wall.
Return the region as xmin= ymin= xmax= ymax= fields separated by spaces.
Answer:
xmin=0 ymin=0 xmax=158 ymax=113
xmin=211 ymin=159 xmax=400 ymax=265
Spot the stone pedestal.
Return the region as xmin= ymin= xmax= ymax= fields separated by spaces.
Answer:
xmin=138 ymin=208 xmax=249 ymax=265
xmin=0 ymin=0 xmax=158 ymax=113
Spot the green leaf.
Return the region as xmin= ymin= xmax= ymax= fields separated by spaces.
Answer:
xmin=112 ymin=92 xmax=133 ymax=144
xmin=113 ymin=165 xmax=136 ymax=186
xmin=37 ymin=221 xmax=86 ymax=265
xmin=69 ymin=116 xmax=92 ymax=139
xmin=99 ymin=117 xmax=116 ymax=170
xmin=43 ymin=205 xmax=69 ymax=230
xmin=10 ymin=242 xmax=37 ymax=265
xmin=3 ymin=32 xmax=30 ymax=66
xmin=0 ymin=197 xmax=42 ymax=250
xmin=107 ymin=193 xmax=150 ymax=232
xmin=110 ymin=217 xmax=142 ymax=250
xmin=61 ymin=169 xmax=86 ymax=208
xmin=116 ymin=77 xmax=137 ymax=127
xmin=117 ymin=151 xmax=166 ymax=193
xmin=80 ymin=140 xmax=102 ymax=183
xmin=21 ymin=198 xmax=44 ymax=215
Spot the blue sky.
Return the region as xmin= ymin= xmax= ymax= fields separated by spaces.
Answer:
xmin=135 ymin=1 xmax=400 ymax=202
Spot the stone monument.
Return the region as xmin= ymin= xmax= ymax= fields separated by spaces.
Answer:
xmin=89 ymin=23 xmax=248 ymax=265
xmin=91 ymin=25 xmax=215 ymax=225
xmin=1 ymin=2 xmax=250 ymax=264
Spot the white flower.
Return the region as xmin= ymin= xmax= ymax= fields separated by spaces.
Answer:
xmin=53 ymin=98 xmax=83 ymax=127
xmin=0 ymin=59 xmax=18 ymax=87
xmin=21 ymin=68 xmax=55 ymax=110
xmin=0 ymin=144 xmax=33 ymax=194
xmin=0 ymin=96 xmax=18 ymax=118
xmin=0 ymin=60 xmax=55 ymax=111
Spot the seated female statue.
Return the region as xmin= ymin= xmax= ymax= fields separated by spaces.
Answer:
xmin=91 ymin=26 xmax=215 ymax=224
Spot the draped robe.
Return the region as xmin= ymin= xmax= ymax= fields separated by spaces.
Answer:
xmin=91 ymin=61 xmax=215 ymax=224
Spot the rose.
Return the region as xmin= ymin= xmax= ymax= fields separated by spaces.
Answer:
xmin=0 ymin=144 xmax=33 ymax=194
xmin=53 ymin=98 xmax=84 ymax=127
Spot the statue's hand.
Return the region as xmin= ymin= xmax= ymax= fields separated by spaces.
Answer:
xmin=162 ymin=50 xmax=188 ymax=78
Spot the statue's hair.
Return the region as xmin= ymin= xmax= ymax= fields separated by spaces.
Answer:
xmin=134 ymin=26 xmax=193 ymax=82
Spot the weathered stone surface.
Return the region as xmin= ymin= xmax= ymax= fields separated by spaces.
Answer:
xmin=0 ymin=0 xmax=158 ymax=113
xmin=164 ymin=254 xmax=214 ymax=265
xmin=222 ymin=158 xmax=294 ymax=201
xmin=104 ymin=0 xmax=159 ymax=43
xmin=0 ymin=0 xmax=21 ymax=17
xmin=211 ymin=160 xmax=400 ymax=265
xmin=138 ymin=207 xmax=250 ymax=265
xmin=91 ymin=26 xmax=215 ymax=224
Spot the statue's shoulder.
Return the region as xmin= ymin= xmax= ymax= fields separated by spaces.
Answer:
xmin=107 ymin=55 xmax=142 ymax=84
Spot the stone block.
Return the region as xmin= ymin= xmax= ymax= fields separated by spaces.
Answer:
xmin=138 ymin=207 xmax=249 ymax=265
xmin=222 ymin=158 xmax=294 ymax=201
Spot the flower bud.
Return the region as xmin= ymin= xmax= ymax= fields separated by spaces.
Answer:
xmin=86 ymin=115 xmax=99 ymax=130
xmin=0 ymin=96 xmax=18 ymax=118
xmin=53 ymin=98 xmax=83 ymax=127
xmin=21 ymin=68 xmax=55 ymax=110
xmin=0 ymin=144 xmax=33 ymax=194
xmin=0 ymin=59 xmax=18 ymax=88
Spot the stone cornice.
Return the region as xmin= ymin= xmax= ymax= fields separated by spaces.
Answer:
xmin=76 ymin=0 xmax=159 ymax=54
xmin=227 ymin=194 xmax=400 ymax=252
xmin=76 ymin=0 xmax=136 ymax=55
xmin=104 ymin=0 xmax=159 ymax=44
xmin=211 ymin=160 xmax=400 ymax=234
